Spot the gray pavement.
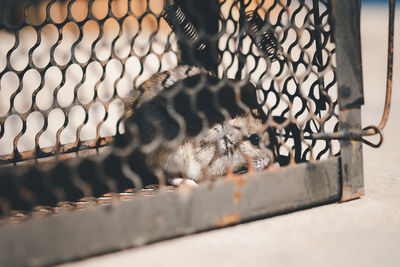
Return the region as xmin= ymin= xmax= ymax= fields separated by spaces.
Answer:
xmin=60 ymin=5 xmax=400 ymax=267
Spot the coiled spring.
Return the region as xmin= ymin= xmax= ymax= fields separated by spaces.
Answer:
xmin=162 ymin=5 xmax=206 ymax=51
xmin=245 ymin=10 xmax=281 ymax=61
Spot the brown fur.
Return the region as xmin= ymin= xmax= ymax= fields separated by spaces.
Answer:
xmin=123 ymin=65 xmax=274 ymax=182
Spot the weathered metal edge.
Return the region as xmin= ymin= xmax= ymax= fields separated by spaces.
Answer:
xmin=338 ymin=109 xmax=364 ymax=201
xmin=0 ymin=158 xmax=340 ymax=267
xmin=332 ymin=0 xmax=364 ymax=200
xmin=332 ymin=0 xmax=364 ymax=110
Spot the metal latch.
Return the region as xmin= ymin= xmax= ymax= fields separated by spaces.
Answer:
xmin=312 ymin=0 xmax=395 ymax=148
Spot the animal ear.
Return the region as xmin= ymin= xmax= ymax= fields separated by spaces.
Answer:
xmin=251 ymin=108 xmax=260 ymax=117
xmin=250 ymin=108 xmax=267 ymax=122
xmin=216 ymin=79 xmax=260 ymax=119
xmin=234 ymin=81 xmax=268 ymax=123
xmin=225 ymin=79 xmax=259 ymax=110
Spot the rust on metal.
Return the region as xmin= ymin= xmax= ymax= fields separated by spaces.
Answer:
xmin=341 ymin=185 xmax=364 ymax=202
xmin=227 ymin=174 xmax=247 ymax=203
xmin=0 ymin=139 xmax=113 ymax=166
xmin=311 ymin=125 xmax=384 ymax=148
xmin=215 ymin=212 xmax=240 ymax=227
xmin=378 ymin=0 xmax=395 ymax=131
xmin=313 ymin=0 xmax=395 ymax=148
xmin=228 ymin=175 xmax=247 ymax=189
xmin=232 ymin=192 xmax=241 ymax=203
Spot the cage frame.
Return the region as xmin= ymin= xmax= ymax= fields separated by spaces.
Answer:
xmin=0 ymin=0 xmax=364 ymax=266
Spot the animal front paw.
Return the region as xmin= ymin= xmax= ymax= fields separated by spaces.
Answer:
xmin=169 ymin=178 xmax=198 ymax=188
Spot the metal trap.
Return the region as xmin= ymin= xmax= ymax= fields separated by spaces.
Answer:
xmin=0 ymin=0 xmax=394 ymax=266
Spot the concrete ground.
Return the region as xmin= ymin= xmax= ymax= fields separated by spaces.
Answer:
xmin=61 ymin=5 xmax=400 ymax=267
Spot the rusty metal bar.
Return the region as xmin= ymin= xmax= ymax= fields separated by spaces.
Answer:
xmin=0 ymin=158 xmax=340 ymax=267
xmin=312 ymin=0 xmax=395 ymax=148
xmin=0 ymin=138 xmax=113 ymax=166
xmin=311 ymin=125 xmax=383 ymax=148
xmin=332 ymin=0 xmax=364 ymax=201
xmin=334 ymin=0 xmax=364 ymax=110
xmin=378 ymin=0 xmax=395 ymax=130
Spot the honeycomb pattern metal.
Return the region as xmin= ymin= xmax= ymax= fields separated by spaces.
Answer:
xmin=0 ymin=0 xmax=178 ymax=164
xmin=218 ymin=0 xmax=339 ymax=161
xmin=0 ymin=0 xmax=340 ymax=218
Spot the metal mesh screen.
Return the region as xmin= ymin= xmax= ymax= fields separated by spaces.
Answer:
xmin=0 ymin=0 xmax=340 ymax=219
xmin=0 ymin=0 xmax=180 ymax=164
xmin=218 ymin=0 xmax=339 ymax=161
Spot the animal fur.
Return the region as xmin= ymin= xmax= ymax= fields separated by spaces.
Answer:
xmin=120 ymin=65 xmax=274 ymax=183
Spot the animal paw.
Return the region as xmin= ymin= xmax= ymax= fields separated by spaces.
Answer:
xmin=169 ymin=178 xmax=198 ymax=188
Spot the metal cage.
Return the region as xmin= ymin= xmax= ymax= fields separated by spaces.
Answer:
xmin=0 ymin=0 xmax=372 ymax=265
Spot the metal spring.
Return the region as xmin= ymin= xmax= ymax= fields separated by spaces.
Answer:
xmin=245 ymin=10 xmax=281 ymax=61
xmin=162 ymin=4 xmax=206 ymax=51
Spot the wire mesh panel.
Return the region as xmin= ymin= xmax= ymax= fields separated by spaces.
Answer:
xmin=0 ymin=0 xmax=341 ymax=219
xmin=0 ymin=0 xmax=180 ymax=164
xmin=0 ymin=0 xmax=366 ymax=265
xmin=218 ymin=0 xmax=339 ymax=161
xmin=0 ymin=0 xmax=338 ymax=166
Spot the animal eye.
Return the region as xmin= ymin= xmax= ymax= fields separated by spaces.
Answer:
xmin=249 ymin=134 xmax=260 ymax=146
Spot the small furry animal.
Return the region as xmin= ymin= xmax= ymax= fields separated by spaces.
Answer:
xmin=120 ymin=65 xmax=274 ymax=185
xmin=158 ymin=113 xmax=274 ymax=182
